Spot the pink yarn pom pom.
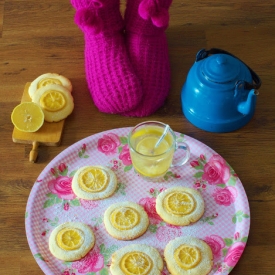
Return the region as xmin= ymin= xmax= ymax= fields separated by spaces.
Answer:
xmin=138 ymin=0 xmax=155 ymax=20
xmin=74 ymin=8 xmax=102 ymax=34
xmin=152 ymin=8 xmax=169 ymax=27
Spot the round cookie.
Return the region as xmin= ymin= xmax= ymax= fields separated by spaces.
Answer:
xmin=28 ymin=73 xmax=72 ymax=99
xmin=49 ymin=222 xmax=95 ymax=262
xmin=104 ymin=201 xmax=149 ymax=240
xmin=72 ymin=165 xmax=117 ymax=200
xmin=156 ymin=186 xmax=205 ymax=226
xmin=110 ymin=244 xmax=163 ymax=275
xmin=164 ymin=236 xmax=213 ymax=275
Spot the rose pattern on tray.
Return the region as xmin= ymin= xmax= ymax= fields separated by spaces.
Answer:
xmin=25 ymin=129 xmax=250 ymax=275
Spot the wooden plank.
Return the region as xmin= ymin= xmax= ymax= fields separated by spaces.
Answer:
xmin=12 ymin=83 xmax=65 ymax=162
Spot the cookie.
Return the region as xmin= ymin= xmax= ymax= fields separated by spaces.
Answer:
xmin=110 ymin=244 xmax=163 ymax=275
xmin=164 ymin=236 xmax=213 ymax=275
xmin=156 ymin=186 xmax=204 ymax=226
xmin=104 ymin=201 xmax=149 ymax=240
xmin=28 ymin=73 xmax=72 ymax=99
xmin=72 ymin=165 xmax=117 ymax=200
xmin=49 ymin=222 xmax=95 ymax=262
xmin=32 ymin=84 xmax=74 ymax=122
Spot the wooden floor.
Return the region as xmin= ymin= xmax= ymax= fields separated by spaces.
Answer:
xmin=1 ymin=0 xmax=275 ymax=274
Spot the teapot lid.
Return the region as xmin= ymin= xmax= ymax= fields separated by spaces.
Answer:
xmin=201 ymin=54 xmax=241 ymax=84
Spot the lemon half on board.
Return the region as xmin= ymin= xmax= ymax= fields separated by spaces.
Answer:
xmin=11 ymin=102 xmax=44 ymax=132
xmin=49 ymin=222 xmax=95 ymax=261
xmin=72 ymin=165 xmax=117 ymax=200
xmin=28 ymin=73 xmax=72 ymax=99
xmin=156 ymin=186 xmax=205 ymax=226
xmin=110 ymin=244 xmax=163 ymax=275
xmin=164 ymin=236 xmax=213 ymax=275
xmin=104 ymin=201 xmax=149 ymax=240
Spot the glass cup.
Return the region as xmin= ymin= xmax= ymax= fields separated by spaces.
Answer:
xmin=128 ymin=121 xmax=190 ymax=181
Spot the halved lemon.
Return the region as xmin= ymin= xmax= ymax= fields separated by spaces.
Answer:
xmin=78 ymin=166 xmax=108 ymax=193
xmin=11 ymin=102 xmax=44 ymax=132
xmin=111 ymin=207 xmax=139 ymax=230
xmin=28 ymin=73 xmax=72 ymax=99
xmin=174 ymin=245 xmax=201 ymax=269
xmin=120 ymin=251 xmax=152 ymax=275
xmin=56 ymin=227 xmax=84 ymax=251
xmin=164 ymin=191 xmax=195 ymax=215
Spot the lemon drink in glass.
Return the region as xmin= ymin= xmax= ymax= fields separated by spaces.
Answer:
xmin=128 ymin=121 xmax=190 ymax=180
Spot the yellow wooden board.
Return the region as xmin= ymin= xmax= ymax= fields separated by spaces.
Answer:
xmin=12 ymin=83 xmax=65 ymax=162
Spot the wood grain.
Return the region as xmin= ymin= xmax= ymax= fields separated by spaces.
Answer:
xmin=0 ymin=0 xmax=275 ymax=274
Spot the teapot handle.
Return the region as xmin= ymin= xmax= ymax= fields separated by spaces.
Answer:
xmin=196 ymin=48 xmax=261 ymax=90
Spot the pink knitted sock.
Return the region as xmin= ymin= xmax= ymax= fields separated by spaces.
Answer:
xmin=123 ymin=0 xmax=172 ymax=117
xmin=70 ymin=0 xmax=143 ymax=114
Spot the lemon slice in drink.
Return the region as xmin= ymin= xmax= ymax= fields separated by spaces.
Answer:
xmin=28 ymin=73 xmax=72 ymax=99
xmin=11 ymin=102 xmax=44 ymax=132
xmin=56 ymin=228 xmax=84 ymax=251
xmin=136 ymin=136 xmax=169 ymax=155
xmin=111 ymin=207 xmax=139 ymax=230
xmin=121 ymin=251 xmax=152 ymax=275
xmin=174 ymin=245 xmax=201 ymax=269
xmin=164 ymin=191 xmax=195 ymax=215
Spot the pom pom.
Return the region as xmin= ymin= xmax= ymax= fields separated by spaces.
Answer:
xmin=151 ymin=8 xmax=169 ymax=28
xmin=138 ymin=0 xmax=156 ymax=20
xmin=74 ymin=8 xmax=102 ymax=34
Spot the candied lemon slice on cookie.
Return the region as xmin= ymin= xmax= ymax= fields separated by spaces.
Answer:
xmin=104 ymin=201 xmax=149 ymax=240
xmin=110 ymin=244 xmax=163 ymax=275
xmin=121 ymin=251 xmax=152 ymax=275
xmin=164 ymin=237 xmax=213 ymax=275
xmin=11 ymin=102 xmax=44 ymax=132
xmin=165 ymin=191 xmax=195 ymax=215
xmin=111 ymin=207 xmax=139 ymax=230
xmin=28 ymin=73 xmax=72 ymax=99
xmin=174 ymin=245 xmax=201 ymax=269
xmin=156 ymin=186 xmax=205 ymax=226
xmin=32 ymin=84 xmax=74 ymax=122
xmin=56 ymin=228 xmax=84 ymax=251
xmin=49 ymin=222 xmax=95 ymax=261
xmin=72 ymin=165 xmax=117 ymax=200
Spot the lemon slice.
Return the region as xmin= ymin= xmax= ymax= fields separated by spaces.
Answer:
xmin=136 ymin=136 xmax=170 ymax=156
xmin=78 ymin=166 xmax=108 ymax=193
xmin=110 ymin=244 xmax=163 ymax=275
xmin=164 ymin=191 xmax=195 ymax=215
xmin=11 ymin=102 xmax=44 ymax=132
xmin=40 ymin=90 xmax=66 ymax=112
xmin=111 ymin=207 xmax=139 ymax=230
xmin=121 ymin=251 xmax=152 ymax=275
xmin=164 ymin=237 xmax=213 ymax=275
xmin=32 ymin=84 xmax=74 ymax=122
xmin=28 ymin=73 xmax=72 ymax=99
xmin=104 ymin=201 xmax=149 ymax=240
xmin=56 ymin=227 xmax=84 ymax=251
xmin=49 ymin=222 xmax=95 ymax=261
xmin=174 ymin=245 xmax=201 ymax=269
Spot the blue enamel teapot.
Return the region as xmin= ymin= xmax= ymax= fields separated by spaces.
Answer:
xmin=181 ymin=48 xmax=261 ymax=132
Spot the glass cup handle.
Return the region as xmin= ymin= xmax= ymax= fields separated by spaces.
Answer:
xmin=171 ymin=142 xmax=190 ymax=167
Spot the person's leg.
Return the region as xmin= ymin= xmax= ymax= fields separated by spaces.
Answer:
xmin=71 ymin=0 xmax=143 ymax=114
xmin=123 ymin=0 xmax=172 ymax=117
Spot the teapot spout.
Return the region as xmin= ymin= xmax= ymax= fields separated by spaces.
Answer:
xmin=237 ymin=89 xmax=259 ymax=115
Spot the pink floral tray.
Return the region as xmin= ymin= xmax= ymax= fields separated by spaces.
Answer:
xmin=25 ymin=127 xmax=250 ymax=275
